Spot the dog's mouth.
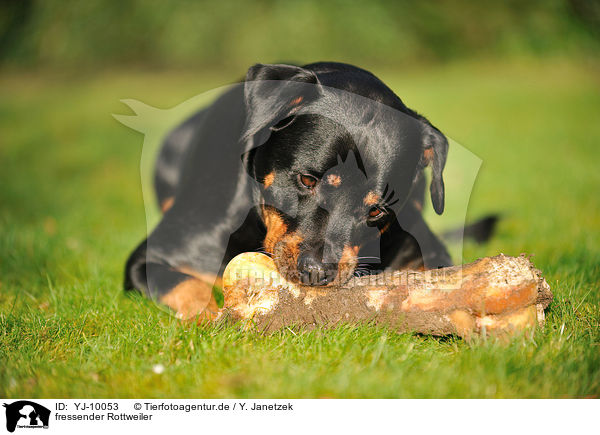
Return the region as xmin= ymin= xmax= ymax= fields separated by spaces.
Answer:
xmin=261 ymin=207 xmax=358 ymax=286
xmin=270 ymin=240 xmax=358 ymax=287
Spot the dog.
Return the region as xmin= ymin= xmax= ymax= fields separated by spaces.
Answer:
xmin=124 ymin=62 xmax=458 ymax=320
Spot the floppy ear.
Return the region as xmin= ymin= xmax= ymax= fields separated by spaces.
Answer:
xmin=421 ymin=123 xmax=449 ymax=215
xmin=242 ymin=63 xmax=321 ymax=141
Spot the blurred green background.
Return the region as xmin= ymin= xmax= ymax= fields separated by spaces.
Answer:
xmin=1 ymin=1 xmax=599 ymax=398
xmin=2 ymin=0 xmax=600 ymax=70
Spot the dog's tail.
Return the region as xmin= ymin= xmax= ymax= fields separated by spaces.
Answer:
xmin=441 ymin=214 xmax=500 ymax=244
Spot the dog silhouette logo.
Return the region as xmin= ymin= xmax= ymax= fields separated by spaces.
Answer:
xmin=3 ymin=401 xmax=50 ymax=432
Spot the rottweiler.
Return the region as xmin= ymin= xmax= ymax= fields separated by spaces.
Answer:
xmin=124 ymin=62 xmax=457 ymax=320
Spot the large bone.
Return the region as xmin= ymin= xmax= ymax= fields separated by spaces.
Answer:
xmin=221 ymin=253 xmax=553 ymax=338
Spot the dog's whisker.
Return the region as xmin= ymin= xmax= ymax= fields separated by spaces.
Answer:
xmin=385 ymin=189 xmax=396 ymax=202
xmin=253 ymin=248 xmax=273 ymax=257
xmin=353 ymin=267 xmax=372 ymax=277
xmin=382 ymin=184 xmax=389 ymax=200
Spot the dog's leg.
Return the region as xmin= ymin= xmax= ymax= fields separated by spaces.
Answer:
xmin=407 ymin=217 xmax=453 ymax=269
xmin=124 ymin=240 xmax=219 ymax=321
xmin=384 ymin=205 xmax=452 ymax=270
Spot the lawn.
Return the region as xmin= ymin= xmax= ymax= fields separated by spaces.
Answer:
xmin=1 ymin=58 xmax=599 ymax=398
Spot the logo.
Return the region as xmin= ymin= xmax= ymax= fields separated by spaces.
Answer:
xmin=3 ymin=401 xmax=50 ymax=433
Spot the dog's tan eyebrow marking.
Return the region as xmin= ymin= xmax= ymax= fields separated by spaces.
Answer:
xmin=161 ymin=197 xmax=175 ymax=213
xmin=326 ymin=174 xmax=342 ymax=187
xmin=263 ymin=172 xmax=275 ymax=188
xmin=290 ymin=96 xmax=303 ymax=106
xmin=423 ymin=147 xmax=434 ymax=165
xmin=412 ymin=199 xmax=423 ymax=212
xmin=363 ymin=191 xmax=380 ymax=206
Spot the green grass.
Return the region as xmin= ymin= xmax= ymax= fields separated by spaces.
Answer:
xmin=1 ymin=57 xmax=599 ymax=398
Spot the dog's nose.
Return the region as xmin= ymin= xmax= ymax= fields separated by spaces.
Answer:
xmin=297 ymin=254 xmax=337 ymax=286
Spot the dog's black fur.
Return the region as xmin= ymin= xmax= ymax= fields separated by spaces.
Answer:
xmin=124 ymin=62 xmax=457 ymax=318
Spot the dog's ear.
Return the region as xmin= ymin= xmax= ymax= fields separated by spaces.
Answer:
xmin=420 ymin=122 xmax=448 ymax=215
xmin=242 ymin=63 xmax=321 ymax=140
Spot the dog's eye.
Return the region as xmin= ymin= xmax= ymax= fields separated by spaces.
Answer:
xmin=368 ymin=207 xmax=384 ymax=219
xmin=299 ymin=174 xmax=318 ymax=189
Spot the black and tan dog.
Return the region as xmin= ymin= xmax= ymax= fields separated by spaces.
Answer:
xmin=124 ymin=62 xmax=458 ymax=320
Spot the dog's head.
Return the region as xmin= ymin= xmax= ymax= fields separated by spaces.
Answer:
xmin=242 ymin=63 xmax=448 ymax=285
